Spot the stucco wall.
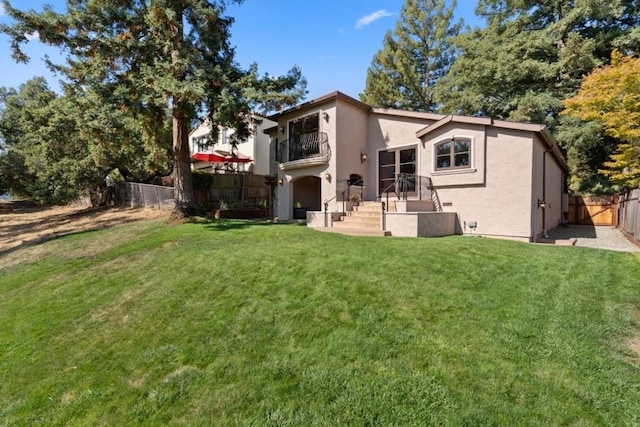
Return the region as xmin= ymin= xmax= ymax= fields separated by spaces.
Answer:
xmin=385 ymin=212 xmax=458 ymax=237
xmin=531 ymin=135 xmax=565 ymax=239
xmin=365 ymin=113 xmax=437 ymax=199
xmin=425 ymin=126 xmax=536 ymax=241
xmin=334 ymin=102 xmax=368 ymax=210
xmin=274 ymin=101 xmax=337 ymax=220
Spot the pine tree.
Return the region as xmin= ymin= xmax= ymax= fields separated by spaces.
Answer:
xmin=1 ymin=0 xmax=306 ymax=213
xmin=360 ymin=0 xmax=461 ymax=112
xmin=436 ymin=0 xmax=640 ymax=192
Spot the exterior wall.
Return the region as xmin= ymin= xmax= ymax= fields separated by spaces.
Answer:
xmin=365 ymin=113 xmax=438 ymax=200
xmin=531 ymin=135 xmax=565 ymax=239
xmin=275 ymin=101 xmax=337 ymax=220
xmin=252 ymin=116 xmax=277 ymax=175
xmin=385 ymin=212 xmax=458 ymax=237
xmin=424 ymin=125 xmax=536 ymax=241
xmin=332 ymin=102 xmax=369 ymax=210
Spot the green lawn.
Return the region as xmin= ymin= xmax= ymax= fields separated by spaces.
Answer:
xmin=1 ymin=219 xmax=639 ymax=425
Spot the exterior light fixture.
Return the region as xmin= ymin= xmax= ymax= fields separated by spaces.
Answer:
xmin=323 ymin=111 xmax=329 ymax=122
xmin=324 ymin=172 xmax=331 ymax=182
xmin=279 ymin=126 xmax=285 ymax=134
xmin=360 ymin=152 xmax=368 ymax=163
xmin=538 ymin=199 xmax=546 ymax=209
xmin=278 ymin=178 xmax=284 ymax=185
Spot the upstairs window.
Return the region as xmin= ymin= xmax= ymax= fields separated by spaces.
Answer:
xmin=435 ymin=138 xmax=471 ymax=171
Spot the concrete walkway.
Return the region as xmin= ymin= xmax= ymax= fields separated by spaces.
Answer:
xmin=545 ymin=225 xmax=639 ymax=252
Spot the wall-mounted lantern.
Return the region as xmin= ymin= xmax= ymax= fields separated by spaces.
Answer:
xmin=360 ymin=152 xmax=368 ymax=163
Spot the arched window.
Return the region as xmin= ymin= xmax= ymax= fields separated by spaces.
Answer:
xmin=435 ymin=138 xmax=471 ymax=171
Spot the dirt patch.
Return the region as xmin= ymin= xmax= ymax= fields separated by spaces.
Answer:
xmin=0 ymin=200 xmax=170 ymax=256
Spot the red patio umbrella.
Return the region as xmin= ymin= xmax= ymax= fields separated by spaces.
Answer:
xmin=192 ymin=152 xmax=227 ymax=163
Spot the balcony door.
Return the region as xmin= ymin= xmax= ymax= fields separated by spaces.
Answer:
xmin=287 ymin=113 xmax=320 ymax=161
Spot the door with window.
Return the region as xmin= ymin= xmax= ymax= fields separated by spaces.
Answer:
xmin=378 ymin=147 xmax=416 ymax=196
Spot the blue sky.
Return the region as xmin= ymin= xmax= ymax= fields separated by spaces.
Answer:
xmin=0 ymin=0 xmax=483 ymax=102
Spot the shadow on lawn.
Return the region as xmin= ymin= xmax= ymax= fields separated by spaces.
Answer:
xmin=200 ymin=218 xmax=307 ymax=232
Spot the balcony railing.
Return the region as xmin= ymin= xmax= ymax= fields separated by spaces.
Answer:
xmin=277 ymin=132 xmax=331 ymax=167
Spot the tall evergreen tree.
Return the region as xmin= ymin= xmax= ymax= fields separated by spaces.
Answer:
xmin=1 ymin=0 xmax=306 ymax=213
xmin=436 ymin=0 xmax=640 ymax=192
xmin=360 ymin=0 xmax=461 ymax=112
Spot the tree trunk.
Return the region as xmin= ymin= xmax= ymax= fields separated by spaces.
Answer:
xmin=172 ymin=100 xmax=194 ymax=214
xmin=169 ymin=3 xmax=194 ymax=217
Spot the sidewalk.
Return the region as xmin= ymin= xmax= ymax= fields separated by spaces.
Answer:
xmin=545 ymin=225 xmax=639 ymax=252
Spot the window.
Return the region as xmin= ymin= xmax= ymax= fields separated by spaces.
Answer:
xmin=435 ymin=138 xmax=471 ymax=171
xmin=378 ymin=147 xmax=416 ymax=194
xmin=192 ymin=135 xmax=208 ymax=153
xmin=221 ymin=128 xmax=228 ymax=145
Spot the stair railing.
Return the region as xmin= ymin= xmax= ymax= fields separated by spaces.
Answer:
xmin=323 ymin=194 xmax=337 ymax=227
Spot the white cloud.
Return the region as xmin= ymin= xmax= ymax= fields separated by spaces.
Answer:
xmin=355 ymin=10 xmax=393 ymax=29
xmin=25 ymin=31 xmax=40 ymax=41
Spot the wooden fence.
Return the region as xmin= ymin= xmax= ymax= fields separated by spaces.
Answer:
xmin=617 ymin=187 xmax=640 ymax=243
xmin=567 ymin=195 xmax=618 ymax=226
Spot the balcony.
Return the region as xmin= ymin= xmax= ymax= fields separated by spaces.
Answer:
xmin=277 ymin=132 xmax=331 ymax=170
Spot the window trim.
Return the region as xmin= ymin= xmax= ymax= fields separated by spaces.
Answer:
xmin=432 ymin=136 xmax=474 ymax=173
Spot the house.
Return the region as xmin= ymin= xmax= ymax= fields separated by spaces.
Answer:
xmin=266 ymin=91 xmax=569 ymax=242
xmin=189 ymin=113 xmax=277 ymax=175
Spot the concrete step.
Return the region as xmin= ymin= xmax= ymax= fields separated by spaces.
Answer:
xmin=346 ymin=210 xmax=380 ymax=218
xmin=339 ymin=216 xmax=381 ymax=225
xmin=333 ymin=220 xmax=381 ymax=229
xmin=315 ymin=227 xmax=392 ymax=237
xmin=354 ymin=202 xmax=383 ymax=211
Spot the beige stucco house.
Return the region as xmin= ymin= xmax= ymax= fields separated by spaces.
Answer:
xmin=267 ymin=91 xmax=568 ymax=242
xmin=189 ymin=113 xmax=276 ymax=175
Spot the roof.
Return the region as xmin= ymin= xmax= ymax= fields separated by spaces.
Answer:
xmin=268 ymin=91 xmax=371 ymax=120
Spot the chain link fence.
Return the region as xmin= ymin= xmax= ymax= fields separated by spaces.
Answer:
xmin=118 ymin=182 xmax=176 ymax=211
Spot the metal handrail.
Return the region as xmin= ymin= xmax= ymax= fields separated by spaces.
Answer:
xmin=380 ymin=174 xmax=434 ymax=212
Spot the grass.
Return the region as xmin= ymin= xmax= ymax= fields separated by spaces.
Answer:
xmin=1 ymin=218 xmax=640 ymax=425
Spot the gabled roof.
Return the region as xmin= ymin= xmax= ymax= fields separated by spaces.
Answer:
xmin=416 ymin=115 xmax=568 ymax=172
xmin=268 ymin=91 xmax=371 ymax=120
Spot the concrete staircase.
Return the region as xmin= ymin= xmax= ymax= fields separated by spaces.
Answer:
xmin=317 ymin=201 xmax=392 ymax=237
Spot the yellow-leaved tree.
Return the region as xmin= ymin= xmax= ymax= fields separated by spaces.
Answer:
xmin=563 ymin=50 xmax=640 ymax=186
